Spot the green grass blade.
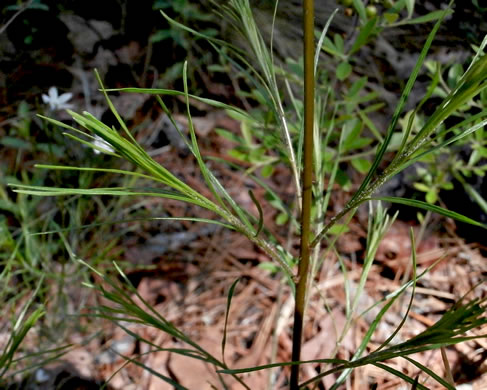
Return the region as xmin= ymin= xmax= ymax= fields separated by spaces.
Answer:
xmin=34 ymin=164 xmax=161 ymax=182
xmin=403 ymin=116 xmax=487 ymax=169
xmin=160 ymin=9 xmax=230 ymax=51
xmin=181 ymin=61 xmax=227 ymax=211
xmin=217 ymin=358 xmax=348 ymax=375
xmin=348 ymin=5 xmax=450 ymax=205
xmin=112 ymin=351 xmax=190 ymax=390
xmin=314 ymin=8 xmax=339 ymax=73
xmin=375 ymin=228 xmax=417 ymax=353
xmin=67 ymin=106 xmax=205 ymax=197
xmin=222 ymin=278 xmax=240 ymax=365
xmin=327 ymin=205 xmax=394 ymax=377
xmin=400 ymin=9 xmax=453 ymax=25
xmin=453 ymin=172 xmax=487 ymax=215
xmin=37 ymin=114 xmax=84 ymax=133
xmin=62 ymin=132 xmax=120 ymax=157
xmin=207 ymin=170 xmax=255 ymax=231
xmin=330 ymin=278 xmax=404 ymax=390
xmin=404 ymin=356 xmax=455 ymax=390
xmin=372 ymin=363 xmax=429 ymax=390
xmin=248 ymin=190 xmax=263 ymax=237
xmin=371 ymin=196 xmax=487 ymax=229
xmin=11 ymin=344 xmax=72 ymax=366
xmin=94 ymin=70 xmax=145 ymax=152
xmin=337 ymin=251 xmax=351 ymax=318
xmin=155 ymin=96 xmax=193 ymax=152
xmin=0 ymin=307 xmax=45 ymax=377
xmin=223 ymin=0 xmax=302 ymax=203
xmin=110 ymin=262 xmax=223 ymax=365
xmin=10 ymin=184 xmax=211 ymax=209
xmin=115 ymin=323 xmax=207 ymax=362
xmin=207 ymin=156 xmax=300 ymax=230
xmin=6 ymin=346 xmax=72 ymax=381
xmin=395 ymin=64 xmax=441 ymax=158
xmin=106 ymin=87 xmax=252 ymax=121
xmin=30 ymin=216 xmax=235 ymax=236
xmin=321 ymin=106 xmax=340 ymax=215
xmin=404 ymin=57 xmax=487 ymax=157
xmin=349 ymin=16 xmax=379 ymax=55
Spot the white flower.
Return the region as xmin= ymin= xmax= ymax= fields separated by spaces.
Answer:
xmin=41 ymin=86 xmax=74 ymax=111
xmin=92 ymin=134 xmax=114 ymax=154
xmin=35 ymin=368 xmax=50 ymax=383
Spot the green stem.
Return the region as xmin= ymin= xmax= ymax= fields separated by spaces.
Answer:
xmin=290 ymin=0 xmax=314 ymax=388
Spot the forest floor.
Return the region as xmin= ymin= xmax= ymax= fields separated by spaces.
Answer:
xmin=1 ymin=1 xmax=487 ymax=389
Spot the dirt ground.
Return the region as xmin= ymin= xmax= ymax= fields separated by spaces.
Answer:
xmin=1 ymin=1 xmax=487 ymax=389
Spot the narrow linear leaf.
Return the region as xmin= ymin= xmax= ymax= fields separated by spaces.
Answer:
xmin=330 ymin=263 xmax=407 ymax=390
xmin=371 ymin=196 xmax=487 ymax=229
xmin=34 ymin=165 xmax=156 ymax=182
xmin=0 ymin=307 xmax=45 ymax=372
xmin=411 ymin=375 xmax=420 ymax=390
xmin=62 ymin=132 xmax=120 ymax=157
xmin=30 ymin=217 xmax=235 ymax=236
xmin=7 ymin=347 xmax=72 ymax=379
xmin=349 ymin=17 xmax=378 ymax=55
xmin=155 ymin=96 xmax=193 ymax=153
xmin=248 ymin=189 xmax=264 ymax=237
xmin=106 ymin=87 xmax=252 ymax=120
xmin=395 ymin=63 xmax=441 ymax=158
xmin=11 ymin=344 xmax=72 ymax=366
xmin=37 ymin=114 xmax=81 ymax=133
xmin=222 ymin=278 xmax=240 ymax=365
xmin=160 ymin=9 xmax=230 ymax=52
xmin=375 ymin=228 xmax=417 ymax=353
xmin=9 ymin=185 xmax=210 ymax=208
xmin=455 ymin=173 xmax=487 ymax=215
xmin=404 ymin=356 xmax=455 ymax=390
xmin=404 ymin=116 xmax=487 ymax=170
xmin=373 ymin=363 xmax=429 ymax=390
xmin=402 ymin=9 xmax=453 ymax=25
xmin=314 ymin=8 xmax=339 ymax=72
xmin=207 ymin=155 xmax=299 ymax=230
xmin=95 ymin=70 xmax=144 ymax=152
xmin=217 ymin=358 xmax=348 ymax=375
xmin=348 ymin=5 xmax=450 ymax=205
xmin=113 ymin=352 xmax=190 ymax=390
xmin=406 ymin=55 xmax=487 ymax=157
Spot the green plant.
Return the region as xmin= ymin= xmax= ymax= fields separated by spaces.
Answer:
xmin=0 ymin=274 xmax=69 ymax=385
xmin=151 ymin=0 xmax=219 ymax=87
xmin=214 ymin=0 xmax=464 ymax=220
xmin=337 ymin=0 xmax=452 ymax=26
xmin=0 ymin=93 xmax=138 ymax=384
xmin=151 ymin=0 xmax=216 ymax=48
xmin=2 ymin=0 xmax=50 ymax=45
xmin=403 ymin=55 xmax=487 ymax=210
xmin=0 ymin=274 xmax=44 ymax=381
xmin=9 ymin=1 xmax=487 ymax=389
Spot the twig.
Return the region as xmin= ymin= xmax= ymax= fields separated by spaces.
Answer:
xmin=0 ymin=0 xmax=34 ymax=36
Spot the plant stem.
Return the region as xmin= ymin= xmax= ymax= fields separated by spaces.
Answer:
xmin=290 ymin=0 xmax=314 ymax=388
